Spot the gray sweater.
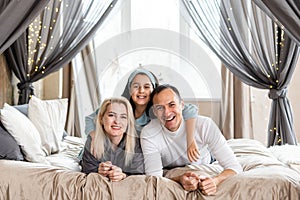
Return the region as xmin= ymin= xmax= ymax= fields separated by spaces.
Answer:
xmin=81 ymin=134 xmax=144 ymax=175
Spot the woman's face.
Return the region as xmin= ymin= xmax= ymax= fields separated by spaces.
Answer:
xmin=130 ymin=74 xmax=153 ymax=107
xmin=101 ymin=102 xmax=128 ymax=141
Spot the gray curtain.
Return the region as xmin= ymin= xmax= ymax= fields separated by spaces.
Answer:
xmin=181 ymin=0 xmax=300 ymax=146
xmin=0 ymin=0 xmax=49 ymax=54
xmin=252 ymin=0 xmax=300 ymax=45
xmin=4 ymin=0 xmax=118 ymax=104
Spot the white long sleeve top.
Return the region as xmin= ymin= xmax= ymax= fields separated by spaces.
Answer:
xmin=140 ymin=115 xmax=242 ymax=176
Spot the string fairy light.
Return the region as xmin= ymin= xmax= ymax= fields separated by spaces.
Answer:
xmin=27 ymin=0 xmax=62 ymax=76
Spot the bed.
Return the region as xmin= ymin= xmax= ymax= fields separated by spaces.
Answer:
xmin=0 ymin=137 xmax=299 ymax=200
xmin=0 ymin=98 xmax=300 ymax=199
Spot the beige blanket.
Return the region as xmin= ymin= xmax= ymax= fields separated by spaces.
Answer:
xmin=0 ymin=138 xmax=299 ymax=200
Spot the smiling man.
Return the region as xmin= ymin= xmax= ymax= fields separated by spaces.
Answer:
xmin=140 ymin=84 xmax=242 ymax=195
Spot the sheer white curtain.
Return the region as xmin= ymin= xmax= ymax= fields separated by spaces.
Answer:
xmin=70 ymin=43 xmax=100 ymax=137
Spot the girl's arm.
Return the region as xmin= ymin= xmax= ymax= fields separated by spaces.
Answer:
xmin=84 ymin=108 xmax=99 ymax=136
xmin=79 ymin=109 xmax=99 ymax=160
xmin=186 ymin=118 xmax=200 ymax=162
xmin=182 ymin=103 xmax=200 ymax=162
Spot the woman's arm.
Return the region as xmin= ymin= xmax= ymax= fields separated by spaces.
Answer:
xmin=81 ymin=135 xmax=99 ymax=174
xmin=127 ymin=140 xmax=145 ymax=175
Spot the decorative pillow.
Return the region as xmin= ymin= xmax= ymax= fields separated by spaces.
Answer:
xmin=0 ymin=126 xmax=24 ymax=161
xmin=28 ymin=96 xmax=68 ymax=155
xmin=0 ymin=103 xmax=28 ymax=131
xmin=0 ymin=103 xmax=48 ymax=164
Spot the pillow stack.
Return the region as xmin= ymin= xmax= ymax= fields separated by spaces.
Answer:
xmin=0 ymin=96 xmax=68 ymax=164
xmin=28 ymin=96 xmax=68 ymax=155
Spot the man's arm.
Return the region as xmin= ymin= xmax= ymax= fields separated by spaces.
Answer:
xmin=169 ymin=169 xmax=236 ymax=195
xmin=204 ymin=117 xmax=243 ymax=174
xmin=140 ymin=129 xmax=163 ymax=176
xmin=170 ymin=171 xmax=200 ymax=191
xmin=199 ymin=169 xmax=236 ymax=195
xmin=196 ymin=117 xmax=241 ymax=195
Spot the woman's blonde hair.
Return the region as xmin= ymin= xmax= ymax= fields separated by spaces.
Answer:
xmin=92 ymin=97 xmax=137 ymax=166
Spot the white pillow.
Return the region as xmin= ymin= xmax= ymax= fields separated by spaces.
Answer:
xmin=28 ymin=96 xmax=68 ymax=155
xmin=0 ymin=103 xmax=48 ymax=164
xmin=269 ymin=144 xmax=300 ymax=165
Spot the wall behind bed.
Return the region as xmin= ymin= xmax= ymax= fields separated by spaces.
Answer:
xmin=0 ymin=54 xmax=12 ymax=106
xmin=1 ymin=54 xmax=300 ymax=145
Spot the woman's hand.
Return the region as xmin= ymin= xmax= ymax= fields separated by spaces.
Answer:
xmin=108 ymin=165 xmax=127 ymax=182
xmin=98 ymin=161 xmax=127 ymax=181
xmin=98 ymin=161 xmax=112 ymax=177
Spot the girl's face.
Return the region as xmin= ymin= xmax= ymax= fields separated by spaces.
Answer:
xmin=101 ymin=102 xmax=128 ymax=141
xmin=130 ymin=74 xmax=153 ymax=107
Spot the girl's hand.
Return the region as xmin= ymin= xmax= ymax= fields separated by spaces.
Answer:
xmin=108 ymin=165 xmax=127 ymax=182
xmin=188 ymin=139 xmax=200 ymax=162
xmin=98 ymin=161 xmax=112 ymax=177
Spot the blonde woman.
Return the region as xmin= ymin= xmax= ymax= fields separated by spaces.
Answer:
xmin=81 ymin=97 xmax=144 ymax=181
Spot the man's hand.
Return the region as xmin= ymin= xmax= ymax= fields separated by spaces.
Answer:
xmin=198 ymin=175 xmax=217 ymax=195
xmin=179 ymin=171 xmax=200 ymax=191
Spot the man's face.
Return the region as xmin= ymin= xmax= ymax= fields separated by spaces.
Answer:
xmin=152 ymin=88 xmax=184 ymax=132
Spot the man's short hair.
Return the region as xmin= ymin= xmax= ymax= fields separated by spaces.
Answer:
xmin=150 ymin=84 xmax=182 ymax=105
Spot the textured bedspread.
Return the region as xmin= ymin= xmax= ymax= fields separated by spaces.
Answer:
xmin=0 ymin=160 xmax=187 ymax=200
xmin=0 ymin=138 xmax=299 ymax=200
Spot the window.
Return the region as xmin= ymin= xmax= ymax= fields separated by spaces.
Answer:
xmin=93 ymin=0 xmax=221 ymax=101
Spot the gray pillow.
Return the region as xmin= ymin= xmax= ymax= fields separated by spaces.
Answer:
xmin=13 ymin=104 xmax=28 ymax=116
xmin=0 ymin=126 xmax=24 ymax=161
